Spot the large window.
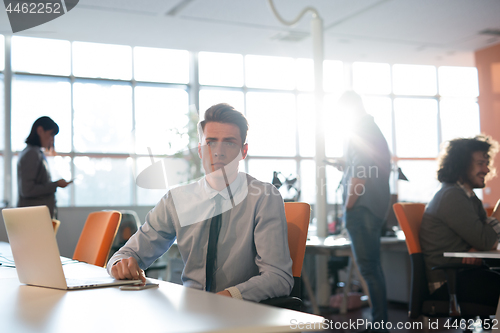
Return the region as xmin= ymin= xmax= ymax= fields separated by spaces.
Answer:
xmin=2 ymin=35 xmax=481 ymax=207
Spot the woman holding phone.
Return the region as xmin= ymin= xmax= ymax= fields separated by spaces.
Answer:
xmin=17 ymin=116 xmax=72 ymax=218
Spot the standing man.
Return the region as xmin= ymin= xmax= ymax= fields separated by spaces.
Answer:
xmin=336 ymin=91 xmax=391 ymax=331
xmin=108 ymin=103 xmax=294 ymax=302
xmin=420 ymin=136 xmax=500 ymax=307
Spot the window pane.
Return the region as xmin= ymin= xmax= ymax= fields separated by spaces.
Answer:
xmin=393 ymin=64 xmax=437 ymax=96
xmin=353 ymin=62 xmax=391 ymax=95
xmin=297 ymin=94 xmax=315 ymax=157
xmin=47 ymin=155 xmax=72 ymax=207
xmin=438 ymin=66 xmax=479 ymax=97
xmin=199 ymin=89 xmax=244 ymax=115
xmin=394 ymin=98 xmax=438 ymax=157
xmin=0 ymin=35 xmax=5 ymax=71
xmin=12 ymin=76 xmax=71 ymax=152
xmin=363 ymin=96 xmax=393 ymax=153
xmin=397 ymin=160 xmax=440 ymax=203
xmin=12 ymin=36 xmax=70 ymax=76
xmin=324 ymin=93 xmax=345 ymax=157
xmin=73 ymin=82 xmax=132 ymax=153
xmin=136 ymin=157 xmax=190 ymax=206
xmin=134 ymin=47 xmax=189 ymax=83
xmin=324 ymin=60 xmax=344 ymax=93
xmin=134 ymin=86 xmax=189 ymax=155
xmin=73 ymin=42 xmax=132 ymax=80
xmin=296 ymin=58 xmax=314 ymax=92
xmin=246 ymin=92 xmax=296 ymax=156
xmin=245 ymin=55 xmax=295 ymax=90
xmin=247 ymin=158 xmax=296 ymax=189
xmin=199 ymin=52 xmax=243 ymax=87
xmin=74 ymin=157 xmax=132 ymax=206
xmin=440 ymin=98 xmax=480 ymax=143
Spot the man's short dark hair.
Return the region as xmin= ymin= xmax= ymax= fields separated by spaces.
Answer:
xmin=199 ymin=103 xmax=249 ymax=145
xmin=437 ymin=135 xmax=498 ymax=183
xmin=25 ymin=116 xmax=59 ymax=147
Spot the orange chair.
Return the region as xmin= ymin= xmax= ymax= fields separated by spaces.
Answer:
xmin=51 ymin=219 xmax=61 ymax=235
xmin=72 ymin=211 xmax=122 ymax=267
xmin=393 ymin=203 xmax=495 ymax=319
xmin=260 ymin=202 xmax=310 ymax=311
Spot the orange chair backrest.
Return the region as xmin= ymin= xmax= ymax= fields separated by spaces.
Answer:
xmin=393 ymin=203 xmax=426 ymax=255
xmin=284 ymin=202 xmax=311 ymax=278
xmin=73 ymin=211 xmax=122 ymax=267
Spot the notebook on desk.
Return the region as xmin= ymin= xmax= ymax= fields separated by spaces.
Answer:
xmin=2 ymin=206 xmax=142 ymax=290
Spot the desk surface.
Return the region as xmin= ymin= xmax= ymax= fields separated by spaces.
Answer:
xmin=0 ymin=242 xmax=324 ymax=333
xmin=443 ymin=250 xmax=500 ymax=259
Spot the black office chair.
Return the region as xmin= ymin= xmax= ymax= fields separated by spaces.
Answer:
xmin=393 ymin=203 xmax=496 ymax=321
xmin=107 ymin=210 xmax=141 ymax=260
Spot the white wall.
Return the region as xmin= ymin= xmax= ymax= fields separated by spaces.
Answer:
xmin=0 ymin=206 xmax=154 ymax=257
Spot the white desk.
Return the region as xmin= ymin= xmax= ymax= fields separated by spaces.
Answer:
xmin=305 ymin=233 xmax=407 ymax=315
xmin=443 ymin=250 xmax=500 ymax=259
xmin=0 ymin=242 xmax=325 ymax=333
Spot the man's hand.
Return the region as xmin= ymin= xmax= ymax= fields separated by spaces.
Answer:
xmin=462 ymin=248 xmax=482 ymax=265
xmin=111 ymin=257 xmax=146 ymax=283
xmin=216 ymin=290 xmax=231 ymax=297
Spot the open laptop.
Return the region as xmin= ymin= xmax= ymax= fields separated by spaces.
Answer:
xmin=2 ymin=205 xmax=142 ymax=290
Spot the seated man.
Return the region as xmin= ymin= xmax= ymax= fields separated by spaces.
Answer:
xmin=420 ymin=135 xmax=500 ymax=307
xmin=107 ymin=103 xmax=293 ymax=302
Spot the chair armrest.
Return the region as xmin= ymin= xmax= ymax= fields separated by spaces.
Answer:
xmin=260 ymin=296 xmax=302 ymax=311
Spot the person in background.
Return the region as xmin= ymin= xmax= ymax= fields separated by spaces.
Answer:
xmin=107 ymin=103 xmax=293 ymax=302
xmin=420 ymin=135 xmax=500 ymax=308
xmin=334 ymin=91 xmax=391 ymax=332
xmin=17 ymin=116 xmax=72 ymax=218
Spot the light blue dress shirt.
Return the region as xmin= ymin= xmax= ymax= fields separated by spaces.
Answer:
xmin=107 ymin=172 xmax=294 ymax=302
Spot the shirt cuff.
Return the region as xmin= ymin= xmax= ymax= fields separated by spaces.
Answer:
xmin=486 ymin=217 xmax=500 ymax=239
xmin=225 ymin=287 xmax=243 ymax=300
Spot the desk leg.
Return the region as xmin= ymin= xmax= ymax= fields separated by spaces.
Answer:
xmin=302 ymin=270 xmax=320 ymax=315
xmin=315 ymin=256 xmax=330 ymax=307
xmin=494 ymin=297 xmax=500 ymax=331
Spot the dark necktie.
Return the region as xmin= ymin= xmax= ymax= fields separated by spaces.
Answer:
xmin=205 ymin=195 xmax=222 ymax=292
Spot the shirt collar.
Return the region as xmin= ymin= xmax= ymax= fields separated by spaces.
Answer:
xmin=456 ymin=181 xmax=474 ymax=198
xmin=202 ymin=172 xmax=245 ymax=201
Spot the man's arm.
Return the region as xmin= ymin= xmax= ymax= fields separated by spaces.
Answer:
xmin=345 ymin=177 xmax=366 ymax=210
xmin=228 ymin=185 xmax=294 ymax=302
xmin=441 ymin=189 xmax=498 ymax=251
xmin=107 ymin=195 xmax=177 ymax=278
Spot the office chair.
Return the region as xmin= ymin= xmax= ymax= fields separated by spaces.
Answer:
xmin=107 ymin=210 xmax=141 ymax=260
xmin=393 ymin=203 xmax=496 ymax=320
xmin=51 ymin=219 xmax=61 ymax=235
xmin=73 ymin=211 xmax=122 ymax=267
xmin=260 ymin=202 xmax=310 ymax=311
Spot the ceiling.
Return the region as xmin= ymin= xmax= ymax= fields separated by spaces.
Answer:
xmin=1 ymin=0 xmax=500 ymax=66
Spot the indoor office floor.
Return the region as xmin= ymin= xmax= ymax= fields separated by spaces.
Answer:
xmin=305 ymin=302 xmax=470 ymax=333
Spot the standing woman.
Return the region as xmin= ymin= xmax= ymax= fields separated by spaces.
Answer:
xmin=17 ymin=116 xmax=71 ymax=218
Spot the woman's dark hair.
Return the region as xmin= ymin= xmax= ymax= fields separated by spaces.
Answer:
xmin=199 ymin=103 xmax=249 ymax=144
xmin=25 ymin=116 xmax=59 ymax=147
xmin=437 ymin=135 xmax=498 ymax=183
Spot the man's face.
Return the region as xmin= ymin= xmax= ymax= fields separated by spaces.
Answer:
xmin=198 ymin=122 xmax=248 ymax=183
xmin=465 ymin=151 xmax=490 ymax=189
